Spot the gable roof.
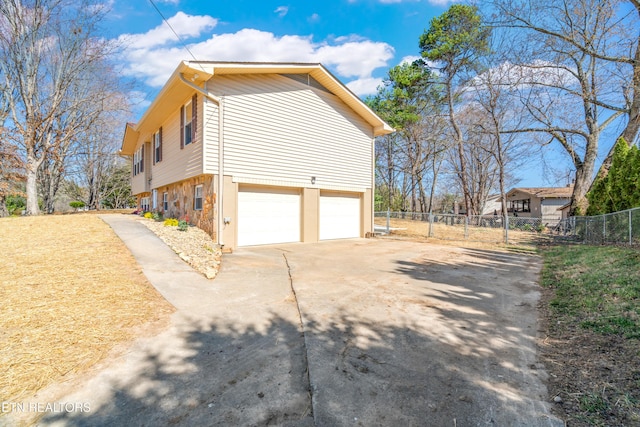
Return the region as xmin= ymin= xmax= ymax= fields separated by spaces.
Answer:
xmin=507 ymin=186 xmax=574 ymax=199
xmin=121 ymin=61 xmax=394 ymax=155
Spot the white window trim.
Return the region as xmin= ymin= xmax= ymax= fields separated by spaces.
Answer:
xmin=141 ymin=197 xmax=150 ymax=212
xmin=184 ymin=100 xmax=193 ymax=146
xmin=152 ymin=189 xmax=157 ymax=210
xmin=154 ymin=131 xmax=161 ymax=163
xmin=163 ymin=192 xmax=168 ymax=212
xmin=194 ymin=184 xmax=203 ymax=211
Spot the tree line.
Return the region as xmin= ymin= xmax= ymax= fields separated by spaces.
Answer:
xmin=0 ymin=0 xmax=133 ymax=217
xmin=368 ymin=0 xmax=640 ymax=217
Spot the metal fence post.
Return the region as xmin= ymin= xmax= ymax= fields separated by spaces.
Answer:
xmin=504 ymin=214 xmax=509 ymax=244
xmin=386 ymin=209 xmax=390 ymax=234
xmin=630 ymin=210 xmax=633 ymax=246
xmin=428 ymin=213 xmax=434 ymax=238
xmin=464 ymin=216 xmax=468 ymax=240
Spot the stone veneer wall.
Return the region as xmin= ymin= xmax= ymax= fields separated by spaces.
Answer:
xmin=142 ymin=175 xmax=216 ymax=239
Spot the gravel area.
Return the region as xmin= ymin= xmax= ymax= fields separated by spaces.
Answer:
xmin=139 ymin=218 xmax=222 ymax=279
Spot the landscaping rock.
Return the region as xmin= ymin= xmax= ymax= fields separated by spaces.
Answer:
xmin=140 ymin=218 xmax=222 ymax=279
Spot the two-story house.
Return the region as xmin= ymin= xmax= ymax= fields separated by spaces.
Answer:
xmin=120 ymin=61 xmax=393 ymax=250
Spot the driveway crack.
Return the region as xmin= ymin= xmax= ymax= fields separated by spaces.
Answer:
xmin=282 ymin=253 xmax=316 ymax=426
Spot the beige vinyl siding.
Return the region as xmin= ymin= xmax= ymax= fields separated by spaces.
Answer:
xmin=206 ymin=74 xmax=373 ymax=189
xmin=131 ymin=142 xmax=150 ymax=195
xmin=148 ymin=94 xmax=204 ymax=189
xmin=202 ymin=92 xmax=219 ymax=174
xmin=131 ymin=162 xmax=146 ymax=195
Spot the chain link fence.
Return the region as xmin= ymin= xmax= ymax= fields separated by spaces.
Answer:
xmin=553 ymin=207 xmax=640 ymax=245
xmin=374 ymin=211 xmax=548 ymax=245
xmin=375 ymin=207 xmax=640 ymax=246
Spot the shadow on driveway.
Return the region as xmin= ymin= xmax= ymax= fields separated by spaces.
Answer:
xmin=34 ymin=230 xmax=562 ymax=426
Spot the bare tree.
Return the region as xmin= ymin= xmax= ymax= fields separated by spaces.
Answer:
xmin=0 ymin=0 xmax=118 ymax=215
xmin=491 ymin=0 xmax=637 ymax=214
xmin=469 ymin=56 xmax=531 ymax=218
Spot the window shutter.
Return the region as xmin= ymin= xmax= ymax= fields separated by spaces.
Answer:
xmin=152 ymin=138 xmax=155 ymax=165
xmin=180 ymin=105 xmax=185 ymax=149
xmin=140 ymin=145 xmax=144 ymax=173
xmin=159 ymin=127 xmax=163 ymax=162
xmin=191 ymin=94 xmax=197 ymax=143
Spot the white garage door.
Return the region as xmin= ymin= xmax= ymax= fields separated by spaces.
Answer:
xmin=237 ymin=187 xmax=301 ymax=246
xmin=320 ymin=193 xmax=361 ymax=240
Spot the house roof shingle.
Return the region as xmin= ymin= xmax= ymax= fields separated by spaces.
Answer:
xmin=508 ymin=186 xmax=574 ymax=199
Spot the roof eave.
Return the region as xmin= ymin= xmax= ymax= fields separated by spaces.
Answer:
xmin=120 ymin=123 xmax=139 ymax=156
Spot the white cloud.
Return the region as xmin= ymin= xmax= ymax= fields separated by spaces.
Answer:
xmin=307 ymin=13 xmax=320 ymax=23
xmin=346 ymin=77 xmax=384 ymax=96
xmin=399 ymin=55 xmax=421 ymax=65
xmin=274 ymin=6 xmax=289 ymax=17
xmin=119 ymin=12 xmax=217 ymax=50
xmin=427 ymin=0 xmax=458 ymax=5
xmin=471 ymin=60 xmax=577 ymax=90
xmin=119 ymin=13 xmax=394 ymax=92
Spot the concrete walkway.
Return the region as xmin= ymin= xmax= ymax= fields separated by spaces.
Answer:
xmin=29 ymin=214 xmax=563 ymax=427
xmin=37 ymin=215 xmax=314 ymax=426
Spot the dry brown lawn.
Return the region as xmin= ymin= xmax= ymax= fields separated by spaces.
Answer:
xmin=374 ymin=217 xmax=543 ymax=250
xmin=0 ymin=214 xmax=174 ymax=403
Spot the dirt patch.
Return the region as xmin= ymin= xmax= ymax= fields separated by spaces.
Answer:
xmin=538 ymin=286 xmax=640 ymax=426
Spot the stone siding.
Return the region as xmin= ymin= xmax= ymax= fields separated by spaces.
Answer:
xmin=138 ymin=175 xmax=216 ymax=239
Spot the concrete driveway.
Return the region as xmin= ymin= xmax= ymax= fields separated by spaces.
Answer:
xmin=33 ymin=216 xmax=562 ymax=426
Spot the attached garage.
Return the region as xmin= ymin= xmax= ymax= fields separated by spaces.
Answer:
xmin=237 ymin=187 xmax=301 ymax=246
xmin=319 ymin=193 xmax=361 ymax=240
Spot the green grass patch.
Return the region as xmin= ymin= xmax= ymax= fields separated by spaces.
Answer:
xmin=540 ymin=244 xmax=640 ymax=338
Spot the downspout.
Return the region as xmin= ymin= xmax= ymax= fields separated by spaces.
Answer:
xmin=371 ymin=135 xmax=375 ymax=236
xmin=179 ymin=73 xmax=225 ymax=248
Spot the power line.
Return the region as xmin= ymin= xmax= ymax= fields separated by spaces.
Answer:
xmin=147 ymin=0 xmax=199 ymax=63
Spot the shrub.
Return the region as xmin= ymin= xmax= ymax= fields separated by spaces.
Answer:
xmin=152 ymin=212 xmax=163 ymax=221
xmin=70 ymin=201 xmax=85 ymax=211
xmin=143 ymin=212 xmax=153 ymax=219
xmin=178 ymin=220 xmax=189 ymax=232
xmin=6 ymin=195 xmax=25 ymax=215
xmin=164 ymin=218 xmax=179 ymax=227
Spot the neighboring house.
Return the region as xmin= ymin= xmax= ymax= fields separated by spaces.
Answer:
xmin=481 ymin=194 xmax=502 ymax=216
xmin=506 ymin=186 xmax=573 ymax=225
xmin=558 ymin=202 xmax=572 ymax=220
xmin=120 ymin=61 xmax=393 ymax=250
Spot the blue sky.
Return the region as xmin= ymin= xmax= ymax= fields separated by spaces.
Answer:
xmin=103 ymin=0 xmax=577 ymax=188
xmin=104 ymin=0 xmax=451 ymax=98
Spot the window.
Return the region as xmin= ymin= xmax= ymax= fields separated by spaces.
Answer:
xmin=509 ymin=199 xmax=531 ymax=213
xmin=184 ymin=100 xmax=193 ymax=145
xmin=194 ymin=185 xmax=203 ymax=210
xmin=133 ymin=145 xmax=144 ymax=176
xmin=153 ymin=129 xmax=162 ymax=164
xmin=133 ymin=151 xmax=138 ymax=176
xmin=139 ymin=145 xmax=144 ymax=174
xmin=140 ymin=197 xmax=150 ymax=212
xmin=180 ymin=95 xmax=197 ymax=149
xmin=163 ymin=192 xmax=168 ymax=212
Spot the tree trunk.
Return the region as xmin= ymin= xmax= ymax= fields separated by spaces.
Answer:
xmin=447 ymin=79 xmax=472 ymax=216
xmin=570 ymin=134 xmax=599 ymax=215
xmin=25 ymin=152 xmax=42 ymax=215
xmin=0 ymin=198 xmax=8 ymax=217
